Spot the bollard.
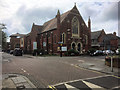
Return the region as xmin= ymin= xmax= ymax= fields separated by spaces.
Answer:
xmin=111 ymin=56 xmax=113 ymax=72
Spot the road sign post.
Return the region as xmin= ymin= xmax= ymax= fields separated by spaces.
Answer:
xmin=58 ymin=42 xmax=63 ymax=57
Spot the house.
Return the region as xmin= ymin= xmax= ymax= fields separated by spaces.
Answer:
xmin=23 ymin=24 xmax=43 ymax=54
xmin=91 ymin=30 xmax=119 ymax=51
xmin=91 ymin=29 xmax=106 ymax=50
xmin=9 ymin=33 xmax=25 ymax=50
xmin=102 ymin=32 xmax=118 ymax=50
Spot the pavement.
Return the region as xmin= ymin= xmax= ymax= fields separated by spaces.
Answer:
xmin=2 ymin=74 xmax=36 ymax=89
xmin=77 ymin=56 xmax=120 ymax=76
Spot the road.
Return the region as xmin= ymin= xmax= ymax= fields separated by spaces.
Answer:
xmin=2 ymin=53 xmax=120 ymax=89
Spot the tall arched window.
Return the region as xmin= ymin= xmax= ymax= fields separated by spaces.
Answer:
xmin=62 ymin=33 xmax=66 ymax=44
xmin=72 ymin=17 xmax=79 ymax=37
xmin=85 ymin=35 xmax=88 ymax=45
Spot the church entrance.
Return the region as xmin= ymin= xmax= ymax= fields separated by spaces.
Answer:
xmin=71 ymin=43 xmax=76 ymax=50
xmin=77 ymin=43 xmax=82 ymax=53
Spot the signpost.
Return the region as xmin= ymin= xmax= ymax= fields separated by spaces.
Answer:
xmin=108 ymin=52 xmax=113 ymax=72
xmin=58 ymin=42 xmax=63 ymax=57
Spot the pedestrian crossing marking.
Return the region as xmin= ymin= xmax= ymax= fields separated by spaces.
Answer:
xmin=82 ymin=80 xmax=105 ymax=89
xmin=48 ymin=75 xmax=120 ymax=90
xmin=64 ymin=83 xmax=79 ymax=90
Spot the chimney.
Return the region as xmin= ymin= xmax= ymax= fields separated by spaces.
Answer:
xmin=113 ymin=32 xmax=116 ymax=36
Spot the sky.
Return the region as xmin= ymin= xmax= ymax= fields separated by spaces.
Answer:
xmin=0 ymin=0 xmax=119 ymax=41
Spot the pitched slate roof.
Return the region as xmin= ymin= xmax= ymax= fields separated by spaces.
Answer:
xmin=32 ymin=24 xmax=43 ymax=33
xmin=106 ymin=34 xmax=118 ymax=40
xmin=41 ymin=10 xmax=70 ymax=33
xmin=10 ymin=33 xmax=25 ymax=37
xmin=91 ymin=30 xmax=103 ymax=39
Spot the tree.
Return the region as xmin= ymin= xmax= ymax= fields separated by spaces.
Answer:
xmin=0 ymin=23 xmax=7 ymax=50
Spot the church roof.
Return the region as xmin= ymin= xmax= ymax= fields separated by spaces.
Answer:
xmin=31 ymin=4 xmax=85 ymax=34
xmin=41 ymin=10 xmax=70 ymax=33
xmin=32 ymin=24 xmax=43 ymax=33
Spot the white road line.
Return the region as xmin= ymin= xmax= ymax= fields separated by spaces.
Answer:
xmin=21 ymin=68 xmax=26 ymax=73
xmin=64 ymin=83 xmax=79 ymax=90
xmin=51 ymin=75 xmax=111 ymax=87
xmin=82 ymin=80 xmax=105 ymax=89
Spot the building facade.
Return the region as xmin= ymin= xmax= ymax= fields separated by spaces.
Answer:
xmin=91 ymin=30 xmax=119 ymax=50
xmin=10 ymin=33 xmax=25 ymax=50
xmin=37 ymin=5 xmax=91 ymax=54
xmin=9 ymin=5 xmax=91 ymax=54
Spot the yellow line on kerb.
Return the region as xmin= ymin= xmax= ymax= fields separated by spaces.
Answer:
xmin=112 ymin=75 xmax=120 ymax=79
xmin=73 ymin=64 xmax=103 ymax=74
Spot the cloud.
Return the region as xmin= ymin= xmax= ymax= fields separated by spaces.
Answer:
xmin=0 ymin=0 xmax=119 ymax=40
xmin=2 ymin=5 xmax=59 ymax=36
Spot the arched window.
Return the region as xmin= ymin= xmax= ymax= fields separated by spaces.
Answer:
xmin=85 ymin=35 xmax=88 ymax=45
xmin=72 ymin=17 xmax=79 ymax=37
xmin=62 ymin=33 xmax=66 ymax=44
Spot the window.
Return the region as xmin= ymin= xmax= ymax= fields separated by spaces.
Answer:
xmin=72 ymin=17 xmax=79 ymax=37
xmin=47 ymin=32 xmax=50 ymax=37
xmin=43 ymin=33 xmax=46 ymax=38
xmin=62 ymin=33 xmax=66 ymax=44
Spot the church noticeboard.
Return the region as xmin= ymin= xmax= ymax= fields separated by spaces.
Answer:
xmin=62 ymin=46 xmax=67 ymax=51
xmin=43 ymin=42 xmax=46 ymax=47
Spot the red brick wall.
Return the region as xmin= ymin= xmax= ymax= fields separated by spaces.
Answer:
xmin=10 ymin=37 xmax=20 ymax=50
xmin=37 ymin=9 xmax=91 ymax=54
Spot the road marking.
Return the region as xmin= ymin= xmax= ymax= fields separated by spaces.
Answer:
xmin=49 ymin=75 xmax=119 ymax=90
xmin=78 ymin=60 xmax=84 ymax=63
xmin=48 ymin=85 xmax=56 ymax=90
xmin=82 ymin=80 xmax=105 ymax=89
xmin=49 ymin=75 xmax=109 ymax=88
xmin=64 ymin=83 xmax=79 ymax=90
xmin=72 ymin=64 xmax=103 ymax=74
xmin=21 ymin=68 xmax=26 ymax=73
xmin=58 ymin=60 xmax=103 ymax=75
xmin=112 ymin=75 xmax=120 ymax=79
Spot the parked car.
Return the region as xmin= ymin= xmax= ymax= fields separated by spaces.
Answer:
xmin=13 ymin=48 xmax=23 ymax=56
xmin=116 ymin=49 xmax=120 ymax=55
xmin=10 ymin=50 xmax=14 ymax=54
xmin=90 ymin=50 xmax=104 ymax=56
xmin=103 ymin=50 xmax=114 ymax=55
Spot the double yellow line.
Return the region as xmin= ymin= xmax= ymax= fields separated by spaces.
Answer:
xmin=48 ymin=85 xmax=57 ymax=90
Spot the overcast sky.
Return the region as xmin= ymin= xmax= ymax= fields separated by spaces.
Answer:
xmin=0 ymin=0 xmax=119 ymax=41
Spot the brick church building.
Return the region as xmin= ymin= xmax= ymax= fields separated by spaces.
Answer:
xmin=10 ymin=4 xmax=91 ymax=54
xmin=36 ymin=4 xmax=91 ymax=54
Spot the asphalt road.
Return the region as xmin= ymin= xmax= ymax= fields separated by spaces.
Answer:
xmin=2 ymin=53 xmax=107 ymax=88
